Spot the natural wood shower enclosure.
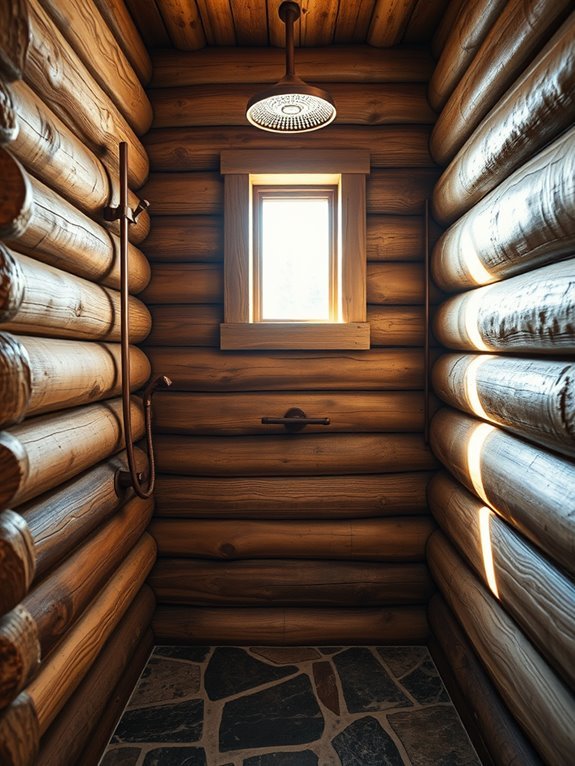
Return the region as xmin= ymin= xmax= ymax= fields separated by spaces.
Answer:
xmin=0 ymin=0 xmax=573 ymax=764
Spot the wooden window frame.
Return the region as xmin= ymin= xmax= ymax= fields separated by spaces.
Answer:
xmin=220 ymin=149 xmax=370 ymax=350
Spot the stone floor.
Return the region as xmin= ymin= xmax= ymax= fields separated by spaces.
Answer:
xmin=100 ymin=646 xmax=481 ymax=766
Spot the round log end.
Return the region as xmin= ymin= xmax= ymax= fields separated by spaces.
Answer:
xmin=0 ymin=244 xmax=26 ymax=321
xmin=0 ymin=692 xmax=39 ymax=766
xmin=0 ymin=150 xmax=32 ymax=239
xmin=0 ymin=0 xmax=30 ymax=83
xmin=0 ymin=431 xmax=29 ymax=510
xmin=0 ymin=511 xmax=36 ymax=615
xmin=0 ymin=81 xmax=18 ymax=144
xmin=0 ymin=333 xmax=32 ymax=427
xmin=0 ymin=605 xmax=40 ymax=709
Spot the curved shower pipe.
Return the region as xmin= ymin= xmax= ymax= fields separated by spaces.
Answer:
xmin=105 ymin=142 xmax=172 ymax=499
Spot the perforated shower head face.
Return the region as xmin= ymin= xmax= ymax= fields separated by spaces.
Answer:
xmin=246 ymin=82 xmax=337 ymax=133
xmin=245 ymin=2 xmax=336 ymax=133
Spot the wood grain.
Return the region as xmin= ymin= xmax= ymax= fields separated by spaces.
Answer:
xmin=368 ymin=0 xmax=418 ymax=46
xmin=156 ymin=0 xmax=206 ymax=50
xmin=142 ymin=216 xmax=222 ymax=262
xmin=428 ymin=531 xmax=575 ymax=766
xmin=430 ymin=407 xmax=575 ymax=576
xmin=153 ymin=472 xmax=433 ymax=518
xmin=92 ymin=0 xmax=153 ymax=84
xmin=429 ymin=471 xmax=575 ymax=687
xmin=155 ymin=433 xmax=437 ymax=476
xmin=0 ymin=692 xmax=39 ymax=766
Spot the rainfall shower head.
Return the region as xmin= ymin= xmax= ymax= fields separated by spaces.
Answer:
xmin=246 ymin=1 xmax=336 ymax=133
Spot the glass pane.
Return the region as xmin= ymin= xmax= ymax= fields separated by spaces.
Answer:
xmin=260 ymin=197 xmax=331 ymax=321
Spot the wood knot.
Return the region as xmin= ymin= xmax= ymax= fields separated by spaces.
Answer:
xmin=0 ymin=244 xmax=26 ymax=322
xmin=0 ymin=333 xmax=32 ymax=427
xmin=220 ymin=543 xmax=236 ymax=558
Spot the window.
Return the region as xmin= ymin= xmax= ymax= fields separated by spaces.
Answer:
xmin=220 ymin=150 xmax=370 ymax=350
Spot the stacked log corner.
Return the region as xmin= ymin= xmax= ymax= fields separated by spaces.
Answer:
xmin=427 ymin=6 xmax=575 ymax=766
xmin=0 ymin=3 xmax=155 ymax=765
xmin=144 ymin=44 xmax=438 ymax=645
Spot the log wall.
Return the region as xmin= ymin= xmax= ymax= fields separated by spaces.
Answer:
xmin=0 ymin=4 xmax=154 ymax=765
xmin=427 ymin=6 xmax=575 ymax=765
xmin=144 ymin=45 xmax=439 ymax=645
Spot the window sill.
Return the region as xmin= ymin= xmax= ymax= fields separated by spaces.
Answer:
xmin=220 ymin=322 xmax=370 ymax=350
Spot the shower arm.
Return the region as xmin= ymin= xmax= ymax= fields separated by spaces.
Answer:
xmin=105 ymin=142 xmax=172 ymax=499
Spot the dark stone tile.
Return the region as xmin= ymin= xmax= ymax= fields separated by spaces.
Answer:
xmin=154 ymin=646 xmax=210 ymax=663
xmin=377 ymin=647 xmax=428 ymax=677
xmin=389 ymin=706 xmax=481 ymax=765
xmin=112 ymin=699 xmax=203 ymax=743
xmin=251 ymin=647 xmax=321 ymax=664
xmin=332 ymin=716 xmax=403 ymax=766
xmin=142 ymin=747 xmax=207 ymax=765
xmin=129 ymin=657 xmax=200 ymax=707
xmin=400 ymin=657 xmax=450 ymax=704
xmin=243 ymin=752 xmax=318 ymax=765
xmin=205 ymin=647 xmax=297 ymax=701
xmin=100 ymin=748 xmax=141 ymax=766
xmin=312 ymin=661 xmax=340 ymax=715
xmin=333 ymin=648 xmax=411 ymax=713
xmin=220 ymin=674 xmax=324 ymax=752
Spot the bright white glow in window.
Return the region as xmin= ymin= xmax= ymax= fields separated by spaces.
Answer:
xmin=259 ymin=197 xmax=332 ymax=321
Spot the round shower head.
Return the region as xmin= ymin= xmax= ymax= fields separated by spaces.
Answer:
xmin=246 ymin=1 xmax=336 ymax=133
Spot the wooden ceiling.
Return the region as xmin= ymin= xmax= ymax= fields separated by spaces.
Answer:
xmin=124 ymin=0 xmax=451 ymax=50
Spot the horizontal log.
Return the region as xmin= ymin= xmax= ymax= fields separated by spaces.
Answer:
xmin=1 ymin=247 xmax=151 ymax=343
xmin=432 ymin=353 xmax=575 ymax=457
xmin=150 ymin=559 xmax=434 ymax=606
xmin=141 ymin=215 xmax=426 ymax=263
xmin=156 ymin=433 xmax=436 ymax=476
xmin=430 ymin=407 xmax=575 ymax=576
xmin=428 ymin=531 xmax=575 ymax=766
xmin=37 ymin=588 xmax=154 ymax=766
xmin=39 ymin=0 xmax=152 ymax=135
xmin=369 ymin=306 xmax=427 ymax=346
xmin=147 ymin=347 xmax=426 ymax=390
xmin=432 ymin=128 xmax=575 ymax=288
xmin=72 ymin=630 xmax=153 ymax=766
xmin=153 ymin=605 xmax=429 ymax=644
xmin=219 ymin=322 xmax=371 ymax=352
xmin=433 ymin=258 xmax=575 ymax=354
xmin=428 ymin=0 xmax=508 ymax=111
xmin=142 ymin=216 xmax=223 ymax=262
xmin=150 ymin=82 xmax=436 ymax=128
xmin=145 ymin=125 xmax=435 ymax=171
xmin=152 ymin=391 xmax=426 ymax=434
xmin=430 ymin=0 xmax=572 ymax=165
xmin=142 ymin=173 xmax=224 ymax=215
xmin=24 ymin=496 xmax=152 ymax=656
xmin=0 ymin=80 xmax=150 ymax=243
xmin=0 ymin=334 xmax=150 ymax=427
xmin=24 ymin=0 xmax=149 ymax=188
xmin=21 ymin=449 xmax=148 ymax=582
xmin=142 ymin=262 xmax=426 ymax=305
xmin=153 ymin=472 xmax=433 ymax=518
xmin=145 ymin=305 xmax=427 ymax=348
xmin=0 ymin=149 xmax=150 ymax=292
xmin=142 ymin=170 xmax=439 ymax=216
xmin=367 ymin=169 xmax=438 ymax=214
xmin=25 ymin=534 xmax=156 ymax=734
xmin=92 ymin=0 xmax=153 ymax=84
xmin=0 ymin=510 xmax=35 ymax=616
xmin=429 ymin=472 xmax=575 ymax=687
xmin=428 ymin=594 xmax=544 ymax=766
xmin=151 ymin=46 xmax=434 ymax=87
xmin=146 ymin=304 xmax=221 ymax=346
xmin=0 ymin=397 xmax=144 ymax=509
xmin=0 ymin=692 xmax=39 ymax=766
xmin=0 ymin=605 xmax=40 ymax=710
xmin=367 ymin=215 xmax=426 ymax=262
xmin=150 ymin=517 xmax=434 ymax=560
xmin=433 ymin=14 xmax=575 ymax=225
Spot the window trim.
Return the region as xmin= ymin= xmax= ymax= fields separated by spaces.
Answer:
xmin=220 ymin=150 xmax=370 ymax=350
